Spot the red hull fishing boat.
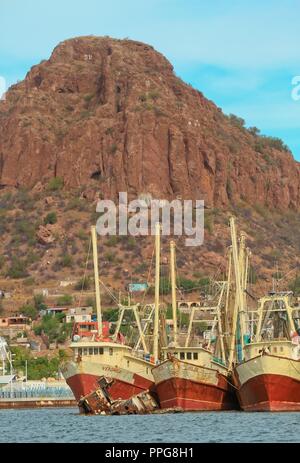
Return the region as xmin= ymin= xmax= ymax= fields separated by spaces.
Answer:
xmin=62 ymin=225 xmax=162 ymax=405
xmin=232 ymin=293 xmax=300 ymax=412
xmin=153 ymin=355 xmax=237 ymax=411
xmin=152 ymin=239 xmax=239 ymax=411
xmin=227 ymin=218 xmax=300 ymax=411
xmin=62 ymin=340 xmax=155 ymax=401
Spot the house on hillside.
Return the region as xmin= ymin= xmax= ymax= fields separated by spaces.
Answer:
xmin=66 ymin=307 xmax=93 ymax=323
xmin=40 ymin=307 xmax=69 ymax=317
xmin=0 ymin=316 xmax=32 ymax=339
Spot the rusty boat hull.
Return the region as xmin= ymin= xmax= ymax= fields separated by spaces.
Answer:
xmin=233 ymin=354 xmax=300 ymax=411
xmin=152 ymin=358 xmax=238 ymax=411
xmin=62 ymin=359 xmax=154 ymax=401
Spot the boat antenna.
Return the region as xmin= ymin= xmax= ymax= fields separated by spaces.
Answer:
xmin=91 ymin=226 xmax=103 ymax=338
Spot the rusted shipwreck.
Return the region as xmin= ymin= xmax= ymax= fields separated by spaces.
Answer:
xmin=78 ymin=377 xmax=160 ymax=415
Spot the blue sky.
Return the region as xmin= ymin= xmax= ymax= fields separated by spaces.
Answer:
xmin=1 ymin=0 xmax=300 ymax=158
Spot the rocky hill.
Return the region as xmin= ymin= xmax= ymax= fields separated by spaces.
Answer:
xmin=1 ymin=36 xmax=300 ymax=304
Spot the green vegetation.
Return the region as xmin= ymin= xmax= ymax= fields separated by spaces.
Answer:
xmin=83 ymin=93 xmax=93 ymax=103
xmin=123 ymin=236 xmax=137 ymax=250
xmin=106 ymin=236 xmax=120 ymax=247
xmin=228 ymin=114 xmax=245 ymax=129
xmin=177 ymin=277 xmax=198 ymax=292
xmin=261 ymin=135 xmax=290 ymax=152
xmin=34 ymin=313 xmax=73 ymax=344
xmin=102 ymin=308 xmax=119 ymax=322
xmin=6 ymin=257 xmax=28 ymax=279
xmin=59 ymin=254 xmax=73 ymax=268
xmin=15 ymin=219 xmax=36 ymax=240
xmin=75 ymin=276 xmax=91 ymax=291
xmin=148 ymin=274 xmax=210 ymax=295
xmin=289 ymin=275 xmax=300 ymax=295
xmin=10 ymin=346 xmax=70 ymax=380
xmin=248 ymin=126 xmax=260 ymax=136
xmin=34 ymin=294 xmax=47 ymax=312
xmin=66 ymin=197 xmax=88 ymax=212
xmin=253 ymin=203 xmax=270 ymax=219
xmin=109 ymin=144 xmax=118 ymax=155
xmin=44 ymin=212 xmax=57 ymax=225
xmin=19 ymin=304 xmax=38 ymax=320
xmin=23 ymin=277 xmax=35 ymax=286
xmin=104 ymin=251 xmax=116 ymax=263
xmin=15 ymin=189 xmax=35 ymax=211
xmin=227 ymin=112 xmax=290 ymax=153
xmin=77 ymin=229 xmax=89 ymax=241
xmin=134 ymin=262 xmax=148 ymax=274
xmin=56 ymin=294 xmax=73 ymax=306
xmin=47 ymin=177 xmax=64 ymax=191
xmin=204 ymin=212 xmax=214 ymax=234
xmin=85 ymin=296 xmax=96 ymax=311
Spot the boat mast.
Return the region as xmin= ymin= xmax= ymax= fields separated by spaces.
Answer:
xmin=224 ymin=247 xmax=232 ymax=336
xmin=170 ymin=241 xmax=178 ymax=346
xmin=153 ymin=222 xmax=161 ymax=363
xmin=228 ymin=217 xmax=243 ymax=367
xmin=91 ymin=226 xmax=103 ymax=338
xmin=238 ymin=232 xmax=247 ymax=348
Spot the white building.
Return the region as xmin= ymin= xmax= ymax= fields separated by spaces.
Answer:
xmin=66 ymin=307 xmax=93 ymax=323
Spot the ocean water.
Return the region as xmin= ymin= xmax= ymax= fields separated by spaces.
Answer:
xmin=0 ymin=408 xmax=299 ymax=443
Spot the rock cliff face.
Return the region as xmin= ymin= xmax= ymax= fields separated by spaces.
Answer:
xmin=0 ymin=35 xmax=299 ymax=210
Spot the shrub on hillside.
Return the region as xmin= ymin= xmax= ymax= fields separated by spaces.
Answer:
xmin=47 ymin=177 xmax=64 ymax=191
xmin=56 ymin=294 xmax=73 ymax=306
xmin=19 ymin=304 xmax=38 ymax=320
xmin=75 ymin=276 xmax=91 ymax=291
xmin=44 ymin=212 xmax=57 ymax=225
xmin=6 ymin=257 xmax=28 ymax=279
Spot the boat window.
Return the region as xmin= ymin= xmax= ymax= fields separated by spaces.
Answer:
xmin=99 ymin=347 xmax=104 ymax=355
xmin=93 ymin=348 xmax=99 ymax=355
xmin=146 ymin=367 xmax=149 ymax=374
xmin=78 ymin=348 xmax=82 ymax=355
xmin=180 ymin=352 xmax=185 ymax=360
xmin=273 ymin=347 xmax=277 ymax=353
xmin=109 ymin=348 xmax=113 ymax=356
xmin=89 ymin=348 xmax=93 ymax=355
xmin=187 ymin=352 xmax=192 ymax=360
xmin=280 ymin=347 xmax=284 ymax=352
xmin=83 ymin=348 xmax=88 ymax=355
xmin=193 ymin=353 xmax=198 ymax=360
xmin=127 ymin=360 xmax=130 ymax=367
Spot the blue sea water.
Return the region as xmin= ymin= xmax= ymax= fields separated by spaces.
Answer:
xmin=0 ymin=408 xmax=299 ymax=443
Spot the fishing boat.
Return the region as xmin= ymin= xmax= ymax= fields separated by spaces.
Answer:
xmin=228 ymin=218 xmax=300 ymax=411
xmin=62 ymin=224 xmax=163 ymax=402
xmin=232 ymin=291 xmax=300 ymax=411
xmin=152 ymin=239 xmax=238 ymax=411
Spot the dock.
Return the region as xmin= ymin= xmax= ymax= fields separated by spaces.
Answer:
xmin=0 ymin=397 xmax=76 ymax=409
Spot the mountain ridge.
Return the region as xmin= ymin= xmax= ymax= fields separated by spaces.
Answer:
xmin=0 ymin=35 xmax=299 ymax=211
